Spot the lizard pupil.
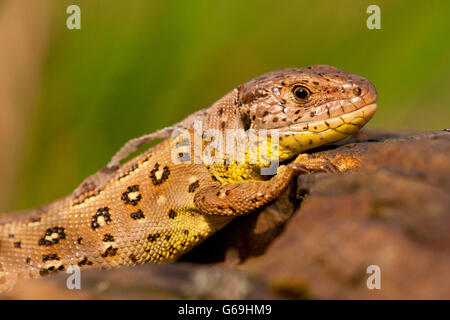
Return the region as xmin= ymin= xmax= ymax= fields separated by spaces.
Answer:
xmin=293 ymin=86 xmax=310 ymax=100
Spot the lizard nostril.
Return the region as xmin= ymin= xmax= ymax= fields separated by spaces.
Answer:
xmin=353 ymin=87 xmax=362 ymax=96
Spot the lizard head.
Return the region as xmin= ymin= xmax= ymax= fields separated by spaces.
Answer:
xmin=238 ymin=65 xmax=377 ymax=156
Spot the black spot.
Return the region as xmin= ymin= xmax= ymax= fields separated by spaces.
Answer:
xmin=91 ymin=207 xmax=112 ymax=230
xmin=168 ymin=209 xmax=177 ymax=219
xmin=77 ymin=237 xmax=83 ymax=244
xmin=183 ymin=230 xmax=189 ymax=236
xmin=188 ymin=180 xmax=200 ymax=193
xmin=38 ymin=227 xmax=66 ymax=246
xmin=310 ymin=111 xmax=316 ymax=117
xmin=220 ymin=122 xmax=226 ymax=129
xmin=280 ymin=99 xmax=287 ymax=105
xmin=228 ymin=206 xmax=237 ymax=213
xmin=147 ymin=233 xmax=160 ymax=242
xmin=121 ymin=185 xmax=142 ymax=206
xmin=102 ymin=246 xmax=118 ymax=258
xmin=165 ymin=235 xmax=171 ymax=241
xmin=29 ymin=217 xmax=41 ymax=223
xmin=103 ymin=234 xmax=115 ymax=242
xmin=78 ymin=257 xmax=93 ymax=267
xmin=8 ymin=234 xmax=14 ymax=238
xmin=42 ymin=253 xmax=60 ymax=262
xmin=129 ymin=254 xmax=138 ymax=263
xmin=130 ymin=209 xmax=145 ymax=220
xmin=150 ymin=163 xmax=171 ymax=186
xmin=13 ymin=241 xmax=21 ymax=248
xmin=178 ymin=151 xmax=191 ymax=162
xmin=26 ymin=258 xmax=31 ymax=264
xmin=218 ymin=108 xmax=223 ymax=116
xmin=313 ymin=81 xmax=319 ymax=85
xmin=273 ymin=117 xmax=279 ymax=123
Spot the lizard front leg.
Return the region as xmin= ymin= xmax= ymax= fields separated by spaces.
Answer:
xmin=193 ymin=152 xmax=348 ymax=216
xmin=193 ymin=162 xmax=307 ymax=216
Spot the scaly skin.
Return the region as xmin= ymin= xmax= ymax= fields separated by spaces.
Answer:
xmin=0 ymin=65 xmax=377 ymax=291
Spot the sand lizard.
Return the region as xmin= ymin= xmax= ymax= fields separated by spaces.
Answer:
xmin=0 ymin=65 xmax=377 ymax=291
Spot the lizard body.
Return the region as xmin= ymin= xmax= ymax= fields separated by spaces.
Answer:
xmin=0 ymin=65 xmax=377 ymax=291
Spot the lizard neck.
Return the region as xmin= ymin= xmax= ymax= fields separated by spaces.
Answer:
xmin=207 ymin=103 xmax=376 ymax=184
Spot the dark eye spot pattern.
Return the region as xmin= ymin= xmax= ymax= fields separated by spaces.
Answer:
xmin=91 ymin=207 xmax=112 ymax=230
xmin=39 ymin=227 xmax=66 ymax=246
xmin=292 ymin=85 xmax=310 ymax=101
xmin=121 ymin=185 xmax=142 ymax=206
xmin=150 ymin=163 xmax=170 ymax=186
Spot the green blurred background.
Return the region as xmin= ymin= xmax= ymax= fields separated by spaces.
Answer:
xmin=0 ymin=0 xmax=449 ymax=212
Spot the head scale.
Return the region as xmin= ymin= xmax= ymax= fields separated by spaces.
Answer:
xmin=237 ymin=65 xmax=377 ymax=132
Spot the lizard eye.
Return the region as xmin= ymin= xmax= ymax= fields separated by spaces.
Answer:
xmin=292 ymin=86 xmax=310 ymax=101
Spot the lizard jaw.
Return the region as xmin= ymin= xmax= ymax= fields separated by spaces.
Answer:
xmin=276 ymin=103 xmax=377 ymax=158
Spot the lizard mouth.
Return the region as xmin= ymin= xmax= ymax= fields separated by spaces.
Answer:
xmin=276 ymin=103 xmax=377 ymax=153
xmin=282 ymin=102 xmax=377 ymax=135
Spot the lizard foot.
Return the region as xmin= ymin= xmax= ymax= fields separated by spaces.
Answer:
xmin=289 ymin=154 xmax=339 ymax=174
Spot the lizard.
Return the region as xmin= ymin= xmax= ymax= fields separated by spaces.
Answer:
xmin=0 ymin=65 xmax=377 ymax=291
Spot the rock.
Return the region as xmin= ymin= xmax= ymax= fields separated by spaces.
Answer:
xmin=1 ymin=129 xmax=449 ymax=299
